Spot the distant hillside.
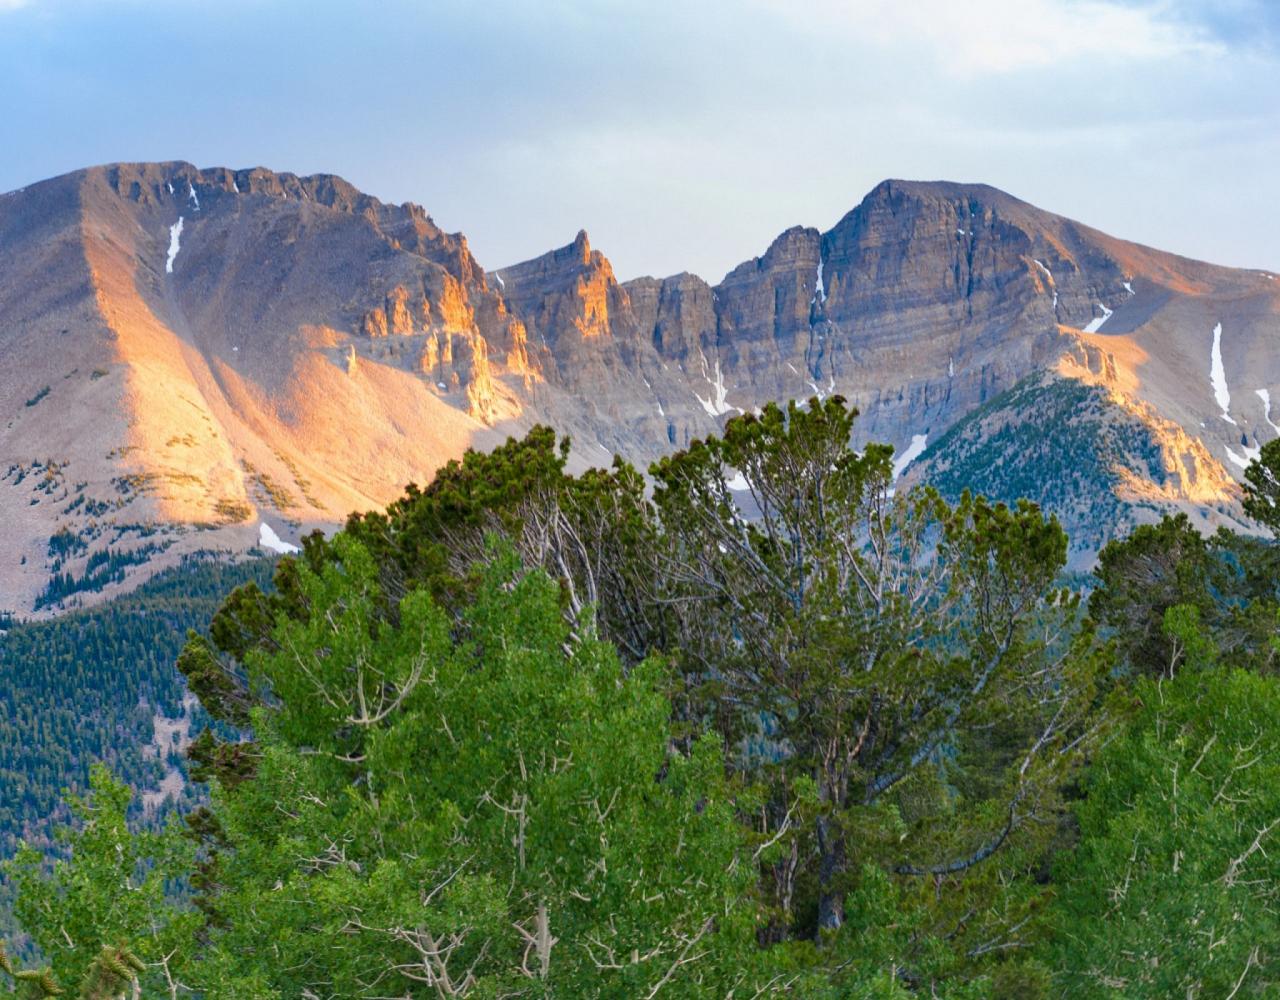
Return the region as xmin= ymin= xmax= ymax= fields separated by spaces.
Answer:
xmin=0 ymin=553 xmax=274 ymax=854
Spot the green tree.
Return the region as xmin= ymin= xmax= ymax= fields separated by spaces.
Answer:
xmin=1090 ymin=516 xmax=1280 ymax=676
xmin=648 ymin=398 xmax=1101 ymax=956
xmin=1089 ymin=514 xmax=1214 ymax=676
xmin=185 ymin=540 xmax=761 ymax=997
xmin=176 ymin=400 xmax=1107 ymax=990
xmin=1044 ymin=668 xmax=1280 ymax=997
xmin=5 ymin=767 xmax=195 ymax=997
xmin=1243 ymin=437 xmax=1280 ymax=532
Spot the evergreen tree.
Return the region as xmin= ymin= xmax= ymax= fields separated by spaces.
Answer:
xmin=178 ymin=399 xmax=1107 ymax=989
xmin=1243 ymin=437 xmax=1280 ymax=532
xmin=1091 ymin=515 xmax=1279 ymax=676
xmin=647 ymin=398 xmax=1102 ymax=957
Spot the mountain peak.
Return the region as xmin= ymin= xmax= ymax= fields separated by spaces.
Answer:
xmin=497 ymin=229 xmax=609 ymax=288
xmin=869 ymin=178 xmax=1017 ymax=201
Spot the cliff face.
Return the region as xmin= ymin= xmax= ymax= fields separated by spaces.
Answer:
xmin=0 ymin=161 xmax=541 ymax=613
xmin=488 ymin=179 xmax=1276 ymax=563
xmin=1 ymin=163 xmax=1276 ymax=612
xmin=500 ymin=178 xmax=1273 ymax=465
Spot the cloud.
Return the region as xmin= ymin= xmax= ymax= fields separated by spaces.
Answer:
xmin=0 ymin=0 xmax=1272 ymax=277
xmin=0 ymin=0 xmax=30 ymax=9
xmin=754 ymin=0 xmax=1222 ymax=76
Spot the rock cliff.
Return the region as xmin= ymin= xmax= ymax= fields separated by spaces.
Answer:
xmin=1 ymin=162 xmax=1275 ymax=611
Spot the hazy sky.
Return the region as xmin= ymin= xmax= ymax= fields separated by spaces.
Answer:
xmin=1 ymin=0 xmax=1276 ymax=281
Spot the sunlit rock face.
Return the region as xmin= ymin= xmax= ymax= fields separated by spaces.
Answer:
xmin=0 ymin=161 xmax=1276 ymax=612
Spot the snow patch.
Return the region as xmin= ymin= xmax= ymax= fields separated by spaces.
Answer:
xmin=694 ymin=350 xmax=737 ymax=417
xmin=232 ymin=179 xmax=240 ymax=193
xmin=258 ymin=522 xmax=299 ymax=554
xmin=165 ymin=217 xmax=184 ymax=273
xmin=166 ymin=181 xmax=174 ymax=195
xmin=1225 ymin=446 xmax=1259 ymax=470
xmin=1033 ymin=260 xmax=1058 ymax=309
xmin=812 ymin=258 xmax=826 ymax=304
xmin=948 ymin=357 xmax=955 ymax=378
xmin=786 ymin=362 xmax=799 ymax=375
xmin=1257 ymin=389 xmax=1280 ymax=434
xmin=1082 ymin=302 xmax=1113 ymax=333
xmin=493 ymin=271 xmax=505 ymax=290
xmin=892 ymin=434 xmax=928 ymax=481
xmin=1122 ymin=281 xmax=1135 ymax=296
xmin=1210 ymin=322 xmax=1237 ymax=424
xmin=725 ymin=470 xmax=750 ymax=492
xmin=641 ymin=375 xmax=665 ymax=417
xmin=188 ymin=183 xmax=199 ymax=210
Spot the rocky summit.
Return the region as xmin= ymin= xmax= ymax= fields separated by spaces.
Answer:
xmin=1 ymin=162 xmax=1276 ymax=613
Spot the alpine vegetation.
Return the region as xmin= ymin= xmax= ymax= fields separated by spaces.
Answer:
xmin=6 ymin=397 xmax=1278 ymax=997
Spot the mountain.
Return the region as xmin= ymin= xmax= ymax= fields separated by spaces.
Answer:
xmin=1 ymin=163 xmax=1276 ymax=613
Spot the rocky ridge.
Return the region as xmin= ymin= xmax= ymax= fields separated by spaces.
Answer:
xmin=1 ymin=163 xmax=1276 ymax=612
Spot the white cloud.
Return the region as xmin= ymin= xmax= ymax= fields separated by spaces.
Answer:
xmin=755 ymin=0 xmax=1221 ymax=76
xmin=0 ymin=0 xmax=29 ymax=9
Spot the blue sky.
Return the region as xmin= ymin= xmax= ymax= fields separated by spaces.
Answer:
xmin=0 ymin=0 xmax=1276 ymax=281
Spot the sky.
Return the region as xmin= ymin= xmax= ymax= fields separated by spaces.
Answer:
xmin=0 ymin=0 xmax=1276 ymax=282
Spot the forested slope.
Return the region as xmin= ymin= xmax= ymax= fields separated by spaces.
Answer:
xmin=0 ymin=555 xmax=274 ymax=852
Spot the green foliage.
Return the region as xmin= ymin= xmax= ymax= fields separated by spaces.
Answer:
xmin=5 ymin=767 xmax=193 ymax=994
xmin=34 ymin=544 xmax=167 ymax=611
xmin=186 ymin=542 xmax=761 ymax=997
xmin=649 ymin=398 xmax=1101 ymax=965
xmin=1043 ymin=669 xmax=1280 ymax=997
xmin=1244 ymin=437 xmax=1280 ymax=531
xmin=1090 ymin=514 xmax=1280 ymax=676
xmin=45 ymin=530 xmax=86 ymax=565
xmin=162 ymin=400 xmax=1108 ymax=992
xmin=1090 ymin=514 xmax=1214 ymax=675
xmin=14 ymin=398 xmax=1277 ymax=995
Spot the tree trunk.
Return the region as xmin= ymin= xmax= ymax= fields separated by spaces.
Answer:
xmin=815 ymin=813 xmax=845 ymax=934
